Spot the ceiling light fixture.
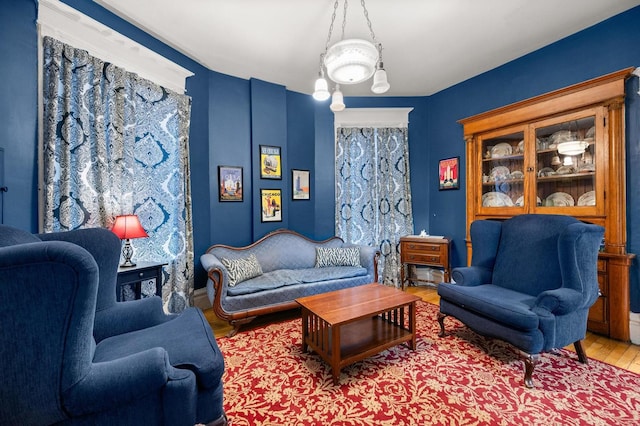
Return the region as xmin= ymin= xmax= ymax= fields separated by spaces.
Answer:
xmin=312 ymin=0 xmax=390 ymax=110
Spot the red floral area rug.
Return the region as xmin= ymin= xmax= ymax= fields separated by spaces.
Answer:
xmin=217 ymin=301 xmax=640 ymax=425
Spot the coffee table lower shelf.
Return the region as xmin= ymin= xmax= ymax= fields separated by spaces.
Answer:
xmin=301 ymin=307 xmax=416 ymax=384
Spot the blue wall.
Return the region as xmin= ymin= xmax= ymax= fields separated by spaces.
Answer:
xmin=0 ymin=0 xmax=38 ymax=230
xmin=1 ymin=0 xmax=639 ymax=309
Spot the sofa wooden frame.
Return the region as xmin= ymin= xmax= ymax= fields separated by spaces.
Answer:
xmin=205 ymin=229 xmax=380 ymax=336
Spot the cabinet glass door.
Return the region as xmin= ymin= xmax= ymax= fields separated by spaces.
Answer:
xmin=479 ymin=129 xmax=526 ymax=212
xmin=534 ymin=114 xmax=598 ymax=212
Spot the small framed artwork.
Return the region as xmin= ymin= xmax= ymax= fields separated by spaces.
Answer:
xmin=292 ymin=169 xmax=310 ymax=200
xmin=260 ymin=189 xmax=282 ymax=222
xmin=218 ymin=166 xmax=243 ymax=202
xmin=439 ymin=157 xmax=460 ymax=190
xmin=260 ymin=145 xmax=282 ymax=179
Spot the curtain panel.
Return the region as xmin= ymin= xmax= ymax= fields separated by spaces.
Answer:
xmin=41 ymin=36 xmax=194 ymax=312
xmin=335 ymin=127 xmax=414 ymax=286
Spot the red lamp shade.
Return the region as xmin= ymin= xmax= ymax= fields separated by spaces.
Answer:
xmin=111 ymin=215 xmax=148 ymax=240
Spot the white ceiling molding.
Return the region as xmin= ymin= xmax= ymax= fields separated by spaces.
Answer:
xmin=334 ymin=108 xmax=414 ymax=130
xmin=37 ymin=0 xmax=193 ymax=93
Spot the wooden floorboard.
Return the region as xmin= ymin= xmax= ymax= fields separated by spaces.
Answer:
xmin=204 ymin=285 xmax=640 ymax=373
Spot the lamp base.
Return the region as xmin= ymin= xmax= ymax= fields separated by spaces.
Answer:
xmin=120 ymin=239 xmax=137 ymax=268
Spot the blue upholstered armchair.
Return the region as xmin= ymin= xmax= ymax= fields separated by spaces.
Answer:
xmin=437 ymin=214 xmax=604 ymax=387
xmin=0 ymin=225 xmax=226 ymax=426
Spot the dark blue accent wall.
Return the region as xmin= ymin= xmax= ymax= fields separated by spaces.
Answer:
xmin=0 ymin=0 xmax=38 ymax=230
xmin=250 ymin=78 xmax=288 ymax=239
xmin=208 ymin=71 xmax=252 ymax=249
xmin=2 ymin=0 xmax=640 ymax=309
xmin=287 ymin=91 xmax=316 ymax=238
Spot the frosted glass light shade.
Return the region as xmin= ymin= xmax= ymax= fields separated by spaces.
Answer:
xmin=324 ymin=39 xmax=378 ymax=85
xmin=557 ymin=140 xmax=589 ymax=156
xmin=312 ymin=77 xmax=330 ymax=101
xmin=330 ymin=88 xmax=345 ymax=112
xmin=371 ymin=68 xmax=390 ymax=94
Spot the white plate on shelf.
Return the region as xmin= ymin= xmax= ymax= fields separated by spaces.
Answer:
xmin=482 ymin=192 xmax=514 ymax=207
xmin=577 ymin=191 xmax=596 ymax=206
xmin=514 ymin=196 xmax=542 ymax=206
xmin=489 ymin=166 xmax=510 ymax=180
xmin=544 ymin=192 xmax=575 ymax=207
xmin=538 ymin=167 xmax=556 ymax=177
xmin=510 ymin=170 xmax=524 ymax=179
xmin=491 ymin=143 xmax=513 ymax=158
xmin=555 ymin=166 xmax=575 ymax=175
xmin=577 ymin=163 xmax=595 ymax=173
xmin=550 ymin=130 xmax=574 ymax=144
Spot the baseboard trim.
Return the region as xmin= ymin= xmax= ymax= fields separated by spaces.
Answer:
xmin=193 ymin=288 xmax=211 ymax=311
xmin=630 ymin=312 xmax=640 ymax=345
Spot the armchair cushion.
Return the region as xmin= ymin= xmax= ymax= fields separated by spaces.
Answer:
xmin=438 ymin=284 xmax=539 ymax=331
xmin=93 ymin=307 xmax=224 ymax=390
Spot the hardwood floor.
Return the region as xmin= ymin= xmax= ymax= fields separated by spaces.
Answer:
xmin=204 ymin=285 xmax=640 ymax=374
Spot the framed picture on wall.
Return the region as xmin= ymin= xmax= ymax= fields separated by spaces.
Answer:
xmin=439 ymin=157 xmax=460 ymax=190
xmin=260 ymin=189 xmax=282 ymax=222
xmin=218 ymin=166 xmax=243 ymax=202
xmin=260 ymin=145 xmax=282 ymax=179
xmin=292 ymin=169 xmax=310 ymax=200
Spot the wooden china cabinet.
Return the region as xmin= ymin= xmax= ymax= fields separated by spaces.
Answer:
xmin=459 ymin=68 xmax=635 ymax=341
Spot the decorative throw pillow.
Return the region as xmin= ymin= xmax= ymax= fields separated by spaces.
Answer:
xmin=221 ymin=254 xmax=263 ymax=286
xmin=315 ymin=247 xmax=361 ymax=268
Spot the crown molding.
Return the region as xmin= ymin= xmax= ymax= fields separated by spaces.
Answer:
xmin=37 ymin=0 xmax=193 ymax=93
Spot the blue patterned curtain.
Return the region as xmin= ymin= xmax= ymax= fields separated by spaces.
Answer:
xmin=335 ymin=127 xmax=414 ymax=286
xmin=41 ymin=36 xmax=194 ymax=312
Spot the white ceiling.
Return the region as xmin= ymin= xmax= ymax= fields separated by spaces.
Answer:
xmin=94 ymin=0 xmax=640 ymax=97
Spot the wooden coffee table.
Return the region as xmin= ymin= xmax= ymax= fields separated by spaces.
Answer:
xmin=296 ymin=283 xmax=421 ymax=384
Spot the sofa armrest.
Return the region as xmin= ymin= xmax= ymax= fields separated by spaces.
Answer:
xmin=200 ymin=253 xmax=231 ymax=318
xmin=451 ymin=266 xmax=492 ymax=286
xmin=534 ymin=288 xmax=584 ymax=315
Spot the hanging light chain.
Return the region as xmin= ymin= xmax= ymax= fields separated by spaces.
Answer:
xmin=340 ymin=0 xmax=349 ymax=40
xmin=324 ymin=0 xmax=341 ymax=54
xmin=360 ymin=0 xmax=378 ymax=44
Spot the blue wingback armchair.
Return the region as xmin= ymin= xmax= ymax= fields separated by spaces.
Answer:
xmin=0 ymin=225 xmax=226 ymax=425
xmin=437 ymin=214 xmax=604 ymax=387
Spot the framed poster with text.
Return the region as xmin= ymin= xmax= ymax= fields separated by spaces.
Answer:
xmin=260 ymin=145 xmax=282 ymax=179
xmin=260 ymin=188 xmax=282 ymax=222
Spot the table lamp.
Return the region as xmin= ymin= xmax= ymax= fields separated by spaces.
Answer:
xmin=111 ymin=214 xmax=148 ymax=267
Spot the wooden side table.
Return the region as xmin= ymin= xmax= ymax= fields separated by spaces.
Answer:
xmin=400 ymin=235 xmax=451 ymax=289
xmin=116 ymin=261 xmax=167 ymax=302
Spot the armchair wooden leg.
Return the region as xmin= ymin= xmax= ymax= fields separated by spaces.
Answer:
xmin=574 ymin=340 xmax=589 ymax=364
xmin=437 ymin=312 xmax=447 ymax=337
xmin=520 ymin=351 xmax=540 ymax=388
xmin=206 ymin=412 xmax=228 ymax=426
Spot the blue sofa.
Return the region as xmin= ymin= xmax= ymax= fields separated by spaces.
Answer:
xmin=437 ymin=214 xmax=604 ymax=387
xmin=0 ymin=225 xmax=226 ymax=425
xmin=201 ymin=229 xmax=379 ymax=335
